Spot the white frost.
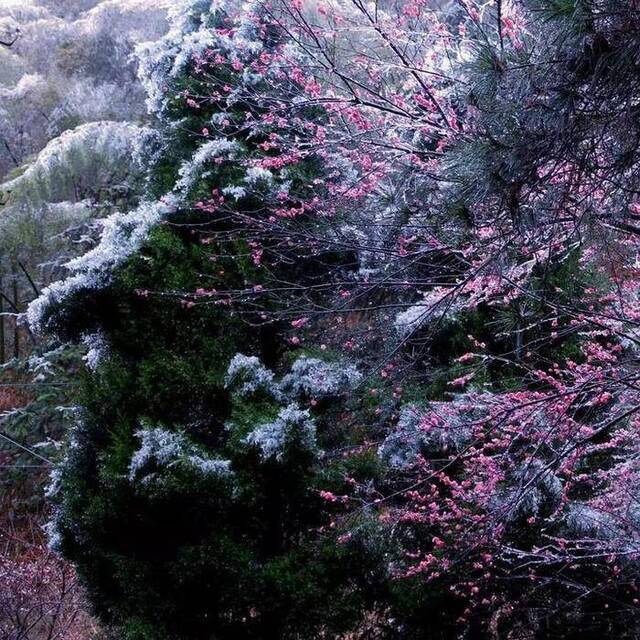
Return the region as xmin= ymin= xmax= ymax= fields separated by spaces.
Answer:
xmin=129 ymin=426 xmax=234 ymax=485
xmin=225 ymin=353 xmax=279 ymax=398
xmin=244 ymin=403 xmax=317 ymax=462
xmin=279 ymin=356 xmax=362 ymax=399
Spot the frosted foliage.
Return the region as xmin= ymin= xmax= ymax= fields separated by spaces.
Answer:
xmin=129 ymin=428 xmax=193 ymax=477
xmin=379 ymin=404 xmax=472 ymax=469
xmin=0 ymin=1 xmax=51 ymax=22
xmin=394 ymin=304 xmax=432 ymax=338
xmin=279 ymin=356 xmax=362 ymax=399
xmin=1 ymin=121 xmax=153 ymax=203
xmin=24 ymin=0 xmax=283 ymax=334
xmin=2 ymin=1 xmax=168 ymax=46
xmin=44 ymin=466 xmax=62 ymax=501
xmin=44 ymin=414 xmax=92 ymax=551
xmin=222 ymin=185 xmax=246 ymax=201
xmin=565 ymin=503 xmax=620 ymax=541
xmin=0 ymin=49 xmax=27 ymax=87
xmin=43 ymin=518 xmax=63 ymax=553
xmin=64 ymin=197 xmax=171 ymax=275
xmin=129 ymin=427 xmax=233 ymax=485
xmin=27 ymin=276 xmax=90 ymax=335
xmin=244 ymin=167 xmax=273 ymax=185
xmin=81 ymin=332 xmax=109 ymax=371
xmin=27 ymin=197 xmax=175 ymax=333
xmin=175 ymin=138 xmax=240 ymax=197
xmin=0 ymin=199 xmax=93 ymax=258
xmin=136 ymin=0 xmax=223 ymax=117
xmin=0 ymin=72 xmax=49 ymax=100
xmin=80 ymin=0 xmax=170 ymax=41
xmin=394 ymin=288 xmax=462 ymax=338
xmin=500 ymin=462 xmax=563 ymax=521
xmin=0 ymin=0 xmax=170 ymax=171
xmin=226 ymin=352 xmax=362 ymax=403
xmin=0 ymin=71 xmax=57 ymax=163
xmin=136 ymin=0 xmax=268 ymax=119
xmin=167 ymin=0 xmax=222 ymax=33
xmin=244 ymin=403 xmax=317 ymax=462
xmin=52 ymin=79 xmax=145 ymax=126
xmin=225 ymin=354 xmax=278 ymax=398
xmin=171 ymin=28 xmax=216 ymax=82
xmin=11 ymin=17 xmax=74 ymax=72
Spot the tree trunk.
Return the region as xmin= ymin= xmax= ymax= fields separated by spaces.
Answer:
xmin=0 ymin=272 xmax=5 ymax=364
xmin=12 ymin=273 xmax=19 ymax=359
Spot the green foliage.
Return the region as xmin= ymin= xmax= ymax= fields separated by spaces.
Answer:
xmin=533 ymin=0 xmax=591 ymax=25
